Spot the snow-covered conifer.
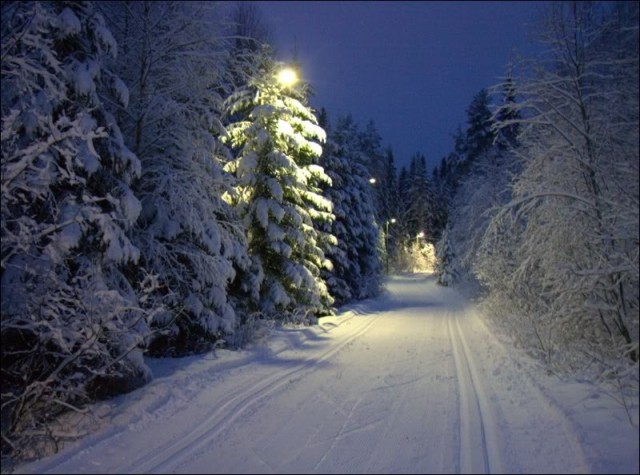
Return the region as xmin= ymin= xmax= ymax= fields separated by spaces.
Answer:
xmin=406 ymin=153 xmax=437 ymax=242
xmin=494 ymin=66 xmax=520 ymax=151
xmin=98 ymin=1 xmax=251 ymax=355
xmin=435 ymin=226 xmax=458 ymax=286
xmin=1 ymin=0 xmax=150 ymax=457
xmin=319 ymin=114 xmax=383 ymax=304
xmin=223 ymin=55 xmax=335 ymax=321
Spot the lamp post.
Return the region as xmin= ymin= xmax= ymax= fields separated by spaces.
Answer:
xmin=416 ymin=231 xmax=425 ymax=246
xmin=385 ymin=218 xmax=396 ymax=273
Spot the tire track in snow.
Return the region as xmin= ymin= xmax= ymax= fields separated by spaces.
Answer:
xmin=125 ymin=311 xmax=384 ymax=474
xmin=448 ymin=309 xmax=504 ymax=474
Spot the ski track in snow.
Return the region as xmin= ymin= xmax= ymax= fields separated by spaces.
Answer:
xmin=448 ymin=308 xmax=499 ymax=473
xmin=443 ymin=284 xmax=594 ymax=474
xmin=13 ymin=273 xmax=636 ymax=474
xmin=125 ymin=311 xmax=383 ymax=474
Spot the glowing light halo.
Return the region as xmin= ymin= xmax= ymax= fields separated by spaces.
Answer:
xmin=276 ymin=67 xmax=299 ymax=87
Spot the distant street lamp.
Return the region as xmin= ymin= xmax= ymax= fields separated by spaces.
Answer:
xmin=369 ymin=177 xmax=376 ymax=185
xmin=416 ymin=231 xmax=425 ymax=246
xmin=385 ymin=218 xmax=396 ymax=273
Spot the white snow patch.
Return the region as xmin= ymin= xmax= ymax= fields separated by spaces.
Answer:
xmin=56 ymin=7 xmax=81 ymax=37
xmin=119 ymin=188 xmax=141 ymax=226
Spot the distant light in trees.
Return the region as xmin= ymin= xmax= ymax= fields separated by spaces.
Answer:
xmin=369 ymin=177 xmax=377 ymax=184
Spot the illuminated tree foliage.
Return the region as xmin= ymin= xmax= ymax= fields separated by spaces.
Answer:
xmin=223 ymin=58 xmax=335 ymax=321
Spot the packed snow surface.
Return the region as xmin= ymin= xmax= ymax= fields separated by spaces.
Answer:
xmin=14 ymin=274 xmax=639 ymax=474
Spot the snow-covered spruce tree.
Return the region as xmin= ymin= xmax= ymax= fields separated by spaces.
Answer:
xmin=318 ymin=113 xmax=383 ymax=305
xmin=394 ymin=166 xmax=412 ymax=246
xmin=435 ymin=225 xmax=459 ymax=286
xmin=494 ymin=65 xmax=521 ymax=152
xmin=98 ymin=1 xmax=250 ymax=356
xmin=223 ymin=58 xmax=335 ymax=322
xmin=462 ymin=89 xmax=496 ymax=166
xmin=406 ymin=153 xmax=438 ymax=242
xmin=477 ymin=1 xmax=639 ymax=375
xmin=380 ymin=148 xmax=401 ymax=259
xmin=393 ymin=153 xmax=439 ymax=272
xmin=1 ymin=1 xmax=151 ymax=458
xmin=315 ymin=110 xmax=351 ymax=305
xmin=357 ymin=121 xmax=386 ymax=218
xmin=438 ymin=126 xmax=466 ymax=198
xmin=440 ymin=90 xmax=496 ymax=199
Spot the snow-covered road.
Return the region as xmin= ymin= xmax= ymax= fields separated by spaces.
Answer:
xmin=15 ymin=274 xmax=639 ymax=474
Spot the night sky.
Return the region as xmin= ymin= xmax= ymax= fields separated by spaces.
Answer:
xmin=255 ymin=1 xmax=547 ymax=172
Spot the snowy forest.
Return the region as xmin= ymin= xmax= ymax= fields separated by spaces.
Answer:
xmin=1 ymin=0 xmax=638 ymax=464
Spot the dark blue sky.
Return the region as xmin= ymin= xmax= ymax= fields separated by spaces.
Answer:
xmin=256 ymin=1 xmax=547 ymax=172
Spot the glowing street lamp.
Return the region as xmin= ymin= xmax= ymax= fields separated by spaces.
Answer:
xmin=276 ymin=67 xmax=298 ymax=87
xmin=387 ymin=218 xmax=397 ymax=234
xmin=369 ymin=177 xmax=377 ymax=185
xmin=416 ymin=231 xmax=425 ymax=245
xmin=385 ymin=218 xmax=396 ymax=274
